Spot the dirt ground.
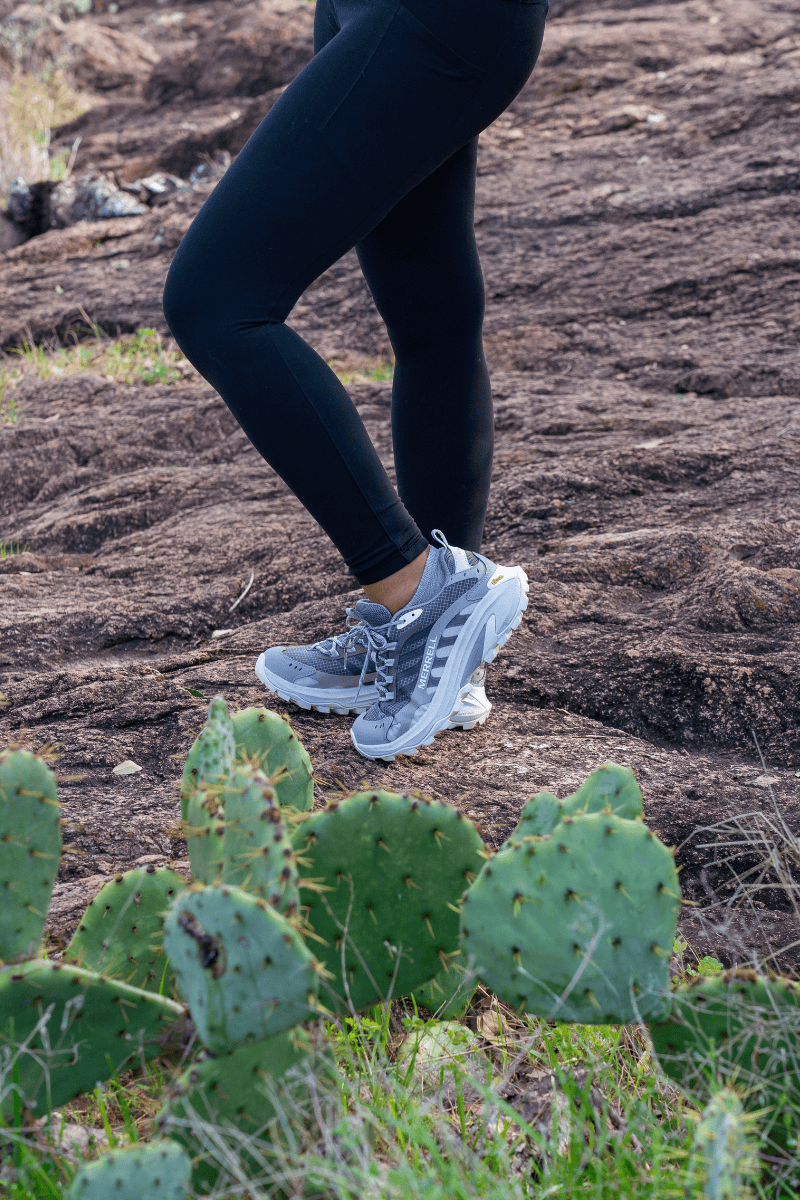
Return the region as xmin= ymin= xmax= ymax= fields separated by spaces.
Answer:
xmin=1 ymin=0 xmax=798 ymax=973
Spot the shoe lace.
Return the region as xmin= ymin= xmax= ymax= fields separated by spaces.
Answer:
xmin=313 ymin=610 xmax=397 ymax=701
xmin=314 ymin=609 xmax=398 ymax=700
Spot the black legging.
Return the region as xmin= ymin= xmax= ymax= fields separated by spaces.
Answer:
xmin=162 ymin=0 xmax=548 ymax=585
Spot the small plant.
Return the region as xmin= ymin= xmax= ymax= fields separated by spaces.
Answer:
xmin=0 ymin=383 xmax=19 ymax=426
xmin=0 ymin=64 xmax=89 ymax=205
xmin=0 ymin=324 xmax=202 ymax=420
xmin=329 ymin=355 xmax=395 ymax=384
xmin=0 ymin=541 xmax=27 ymax=559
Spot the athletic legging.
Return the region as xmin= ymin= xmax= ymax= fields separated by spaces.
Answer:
xmin=162 ymin=0 xmax=548 ymax=585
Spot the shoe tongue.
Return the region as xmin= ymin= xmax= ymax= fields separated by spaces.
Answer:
xmin=353 ymin=598 xmax=392 ymax=626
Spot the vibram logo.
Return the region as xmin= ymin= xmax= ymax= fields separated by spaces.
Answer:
xmin=489 ymin=573 xmax=503 ymax=586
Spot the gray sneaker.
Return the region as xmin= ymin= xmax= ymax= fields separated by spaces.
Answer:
xmin=255 ymin=612 xmax=491 ymax=730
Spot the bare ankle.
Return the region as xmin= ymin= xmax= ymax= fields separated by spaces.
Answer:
xmin=362 ymin=546 xmax=430 ymax=615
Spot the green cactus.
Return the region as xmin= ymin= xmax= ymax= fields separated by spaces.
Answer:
xmin=291 ymin=790 xmax=486 ymax=1012
xmin=411 ymin=960 xmax=477 ymax=1020
xmin=219 ymin=765 xmax=300 ymax=913
xmin=501 ymin=764 xmax=643 ymax=848
xmin=64 ymin=866 xmax=187 ymax=994
xmin=157 ymin=1031 xmax=311 ymax=1196
xmin=500 ymin=791 xmax=561 ymax=845
xmin=0 ymin=960 xmax=185 ymax=1117
xmin=563 ymin=762 xmax=643 ymax=821
xmin=162 ymin=883 xmax=320 ymax=1052
xmin=231 ymin=706 xmax=314 ymax=812
xmin=685 ymin=1088 xmax=760 ymax=1200
xmin=461 ymin=811 xmax=679 ymax=1024
xmin=68 ymin=1140 xmax=191 ymax=1200
xmin=180 ymin=696 xmax=235 ymax=883
xmin=650 ymin=968 xmax=800 ymax=1156
xmin=180 ymin=696 xmax=236 ymax=824
xmin=0 ymin=749 xmax=61 ymax=963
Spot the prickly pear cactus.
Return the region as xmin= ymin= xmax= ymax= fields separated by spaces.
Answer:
xmin=686 ymin=1088 xmax=759 ymax=1199
xmin=0 ymin=960 xmax=185 ymax=1118
xmin=0 ymin=749 xmax=61 ymax=963
xmin=461 ymin=811 xmax=679 ymax=1024
xmin=162 ymin=883 xmax=320 ymax=1052
xmin=562 ymin=763 xmax=643 ymax=821
xmin=231 ymin=706 xmax=314 ymax=812
xmin=220 ymin=765 xmax=300 ymax=913
xmin=68 ymin=1140 xmax=191 ymax=1200
xmin=180 ymin=696 xmax=235 ymax=882
xmin=502 ymin=764 xmax=643 ymax=848
xmin=650 ymin=968 xmax=800 ymax=1155
xmin=412 ymin=960 xmax=477 ymax=1020
xmin=157 ymin=1031 xmax=311 ymax=1196
xmin=64 ymin=866 xmax=187 ymax=994
xmin=292 ymin=790 xmax=486 ymax=1012
xmin=500 ymin=791 xmax=561 ymax=845
xmin=180 ymin=696 xmax=236 ymax=823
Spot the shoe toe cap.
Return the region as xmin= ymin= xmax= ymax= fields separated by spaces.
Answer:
xmin=259 ymin=646 xmax=316 ymax=682
xmin=351 ymin=710 xmax=396 ymax=745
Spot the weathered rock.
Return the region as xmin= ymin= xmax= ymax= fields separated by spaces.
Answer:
xmin=142 ymin=0 xmax=314 ymax=104
xmin=1 ymin=3 xmax=161 ymax=87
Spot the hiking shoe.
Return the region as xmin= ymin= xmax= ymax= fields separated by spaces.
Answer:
xmin=350 ymin=528 xmax=528 ymax=762
xmin=255 ymin=619 xmax=492 ymax=728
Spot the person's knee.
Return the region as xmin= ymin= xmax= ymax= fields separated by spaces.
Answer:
xmin=162 ymin=268 xmax=203 ymax=347
xmin=389 ymin=291 xmax=485 ymax=359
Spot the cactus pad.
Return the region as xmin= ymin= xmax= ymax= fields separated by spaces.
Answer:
xmin=181 ymin=696 xmax=236 ymax=882
xmin=291 ymin=790 xmax=486 ymax=1012
xmin=64 ymin=866 xmax=186 ymax=994
xmin=411 ymin=961 xmax=477 ymax=1020
xmin=68 ymin=1141 xmax=191 ymax=1200
xmin=0 ymin=749 xmax=61 ymax=963
xmin=0 ymin=960 xmax=185 ymax=1117
xmin=503 ymin=764 xmax=643 ymax=849
xmin=180 ymin=696 xmax=236 ymax=823
xmin=461 ymin=811 xmax=679 ymax=1023
xmin=162 ymin=883 xmax=320 ymax=1051
xmin=650 ymin=968 xmax=800 ymax=1151
xmin=686 ymin=1088 xmax=759 ymax=1199
xmin=231 ymin=706 xmax=314 ymax=812
xmin=220 ymin=766 xmax=299 ymax=912
xmin=158 ymin=1031 xmax=311 ymax=1195
xmin=562 ymin=763 xmax=643 ymax=821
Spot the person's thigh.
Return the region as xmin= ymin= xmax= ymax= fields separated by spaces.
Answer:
xmin=355 ymin=138 xmax=484 ymax=353
xmin=164 ymin=0 xmax=547 ymax=326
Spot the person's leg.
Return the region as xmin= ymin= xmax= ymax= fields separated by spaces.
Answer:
xmin=356 ymin=137 xmax=491 ymax=561
xmin=358 ymin=136 xmax=486 ymax=615
xmin=162 ymin=0 xmax=547 ymax=589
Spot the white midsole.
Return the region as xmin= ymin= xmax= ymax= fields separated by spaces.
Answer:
xmin=255 ymin=652 xmax=379 ymax=709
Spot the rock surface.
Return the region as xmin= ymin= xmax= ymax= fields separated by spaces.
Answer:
xmin=0 ymin=0 xmax=798 ymax=974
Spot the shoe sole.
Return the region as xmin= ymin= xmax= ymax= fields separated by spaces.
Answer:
xmin=254 ymin=653 xmax=491 ymax=729
xmin=351 ymin=564 xmax=528 ymax=761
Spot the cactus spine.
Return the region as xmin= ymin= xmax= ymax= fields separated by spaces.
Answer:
xmin=181 ymin=696 xmax=236 ymax=882
xmin=219 ymin=765 xmax=300 ymax=913
xmin=231 ymin=706 xmax=314 ymax=812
